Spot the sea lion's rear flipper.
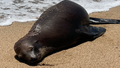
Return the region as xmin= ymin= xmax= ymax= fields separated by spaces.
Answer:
xmin=89 ymin=17 xmax=120 ymax=24
xmin=80 ymin=26 xmax=106 ymax=40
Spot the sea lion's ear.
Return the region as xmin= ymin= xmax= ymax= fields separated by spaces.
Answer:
xmin=35 ymin=40 xmax=39 ymax=44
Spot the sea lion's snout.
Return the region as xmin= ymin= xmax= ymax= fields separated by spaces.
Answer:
xmin=16 ymin=47 xmax=41 ymax=63
xmin=29 ymin=57 xmax=37 ymax=62
xmin=26 ymin=51 xmax=37 ymax=61
xmin=27 ymin=50 xmax=41 ymax=63
xmin=27 ymin=54 xmax=40 ymax=63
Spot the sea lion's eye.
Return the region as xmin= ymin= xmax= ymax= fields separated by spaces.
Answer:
xmin=28 ymin=46 xmax=34 ymax=51
xmin=18 ymin=54 xmax=22 ymax=58
xmin=35 ymin=40 xmax=39 ymax=44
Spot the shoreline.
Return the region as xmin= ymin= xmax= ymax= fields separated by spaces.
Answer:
xmin=0 ymin=6 xmax=120 ymax=68
xmin=89 ymin=6 xmax=120 ymax=19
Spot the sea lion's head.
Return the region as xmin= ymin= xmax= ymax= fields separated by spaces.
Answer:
xmin=14 ymin=37 xmax=50 ymax=64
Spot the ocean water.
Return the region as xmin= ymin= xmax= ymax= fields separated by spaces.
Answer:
xmin=0 ymin=0 xmax=120 ymax=26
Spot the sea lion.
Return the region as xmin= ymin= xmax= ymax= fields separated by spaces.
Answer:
xmin=14 ymin=0 xmax=120 ymax=64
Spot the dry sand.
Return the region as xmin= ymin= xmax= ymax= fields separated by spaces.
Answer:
xmin=0 ymin=6 xmax=120 ymax=68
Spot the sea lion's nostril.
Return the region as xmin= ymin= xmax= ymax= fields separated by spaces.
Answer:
xmin=30 ymin=57 xmax=37 ymax=62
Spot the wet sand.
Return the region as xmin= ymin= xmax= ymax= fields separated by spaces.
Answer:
xmin=0 ymin=6 xmax=120 ymax=68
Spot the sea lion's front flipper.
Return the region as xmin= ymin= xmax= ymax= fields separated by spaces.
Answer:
xmin=87 ymin=26 xmax=106 ymax=39
xmin=79 ymin=26 xmax=106 ymax=40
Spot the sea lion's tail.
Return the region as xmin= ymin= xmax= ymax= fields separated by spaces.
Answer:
xmin=89 ymin=17 xmax=120 ymax=24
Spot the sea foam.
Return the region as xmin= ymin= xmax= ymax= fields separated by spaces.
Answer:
xmin=0 ymin=0 xmax=120 ymax=26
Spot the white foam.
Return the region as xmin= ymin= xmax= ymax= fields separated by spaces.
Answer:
xmin=0 ymin=0 xmax=120 ymax=26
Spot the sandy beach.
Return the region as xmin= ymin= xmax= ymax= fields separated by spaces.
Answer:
xmin=0 ymin=6 xmax=120 ymax=68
